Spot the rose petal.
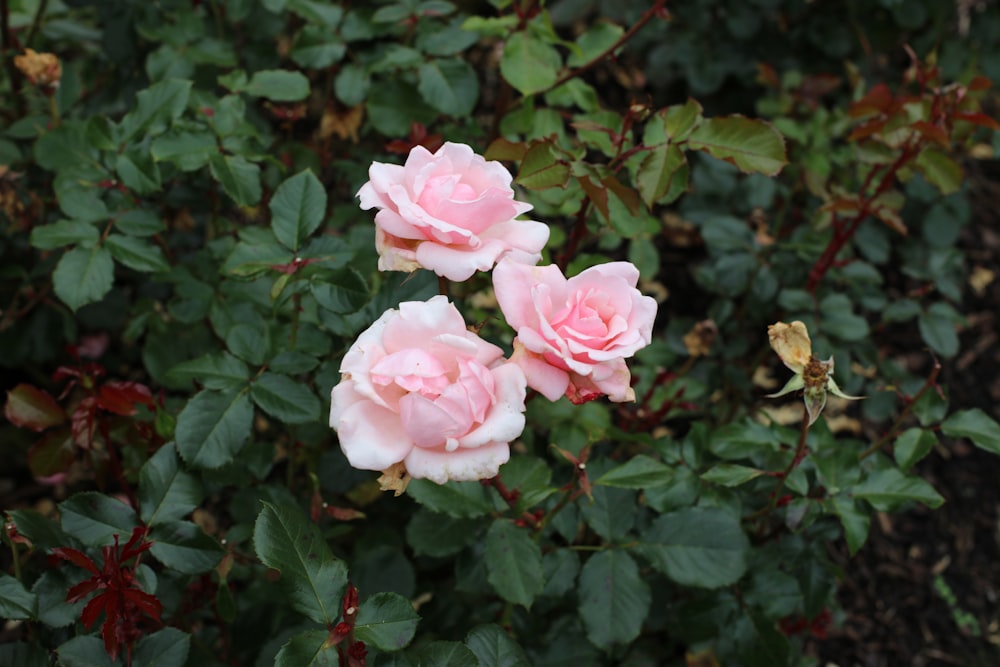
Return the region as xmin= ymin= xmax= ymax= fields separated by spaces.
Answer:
xmin=332 ymin=389 xmax=412 ymax=471
xmin=509 ymin=343 xmax=570 ymax=402
xmin=459 ymin=362 xmax=526 ymax=448
xmin=404 ymin=441 xmax=511 ymax=484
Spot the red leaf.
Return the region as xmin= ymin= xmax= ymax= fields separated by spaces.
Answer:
xmin=911 ymin=120 xmax=949 ymax=147
xmin=66 ymin=578 xmax=103 ymax=604
xmin=848 ymin=83 xmax=894 ymax=118
xmin=125 ymin=589 xmax=162 ymax=622
xmin=71 ymin=397 xmax=98 ymax=448
xmin=955 ymin=111 xmax=1000 ymax=131
xmin=53 ymin=547 xmax=100 ymax=575
xmin=968 ymin=76 xmax=992 ymax=92
xmin=4 ymin=384 xmax=66 ymax=431
xmin=81 ymin=592 xmax=110 ymax=630
xmin=120 ymin=527 xmax=153 ymax=561
xmin=27 ymin=429 xmax=76 ymax=478
xmin=97 ymin=381 xmax=154 ymax=416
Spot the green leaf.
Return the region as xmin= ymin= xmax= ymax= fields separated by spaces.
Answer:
xmin=271 ymin=170 xmax=327 ymax=251
xmin=251 ymin=372 xmax=321 ymax=424
xmin=418 ymin=58 xmax=479 ymax=117
xmin=893 ymin=427 xmax=938 ymax=468
xmin=223 ymin=239 xmax=294 ymax=277
xmin=8 ymin=509 xmax=72 ymax=551
xmin=500 ymin=31 xmax=561 ymax=96
xmin=829 ymin=496 xmax=870 ymax=555
xmin=175 ymin=389 xmax=254 ymax=469
xmin=636 ymin=144 xmax=686 ymax=208
xmin=116 ymin=149 xmax=162 ymax=195
xmin=515 ymin=142 xmax=569 ymax=190
xmin=30 ymin=219 xmax=99 ymax=250
xmin=115 ymin=209 xmax=166 ymax=237
xmin=253 ymin=501 xmax=349 ymax=624
xmin=578 ymin=550 xmax=650 ymax=650
xmin=275 ymin=630 xmax=337 ymax=667
xmin=132 ymin=628 xmax=191 ymax=667
xmin=736 ymin=610 xmax=791 ymax=667
xmin=594 ymin=454 xmax=673 ymax=488
xmin=53 ymin=245 xmax=114 ymax=311
xmin=485 ymin=520 xmax=544 ymax=608
xmin=149 ymin=520 xmax=224 ymax=574
xmin=367 ymin=80 xmax=438 ymax=137
xmin=852 ymin=467 xmax=944 ymax=511
xmin=121 ymin=79 xmax=192 ymax=141
xmin=406 ymin=509 xmax=484 ymax=557
xmin=34 ymin=570 xmax=84 ymax=627
xmin=4 ymin=383 xmax=65 ymax=431
xmin=0 ymin=574 xmax=36 ymax=620
xmin=412 ymin=641 xmax=479 ymax=667
xmin=580 ymin=486 xmax=635 ymax=540
xmin=291 ymin=25 xmax=347 ymax=69
xmin=566 ymin=20 xmax=624 ymax=67
xmin=246 ymin=69 xmax=310 ymax=101
xmin=354 ymin=591 xmax=420 ymax=652
xmin=139 ymin=443 xmax=203 ymax=525
xmin=914 ymin=146 xmax=962 ymax=195
xmin=28 ymin=430 xmax=74 ymax=478
xmin=210 ymin=154 xmax=262 ymax=206
xmin=918 ymin=302 xmax=959 ymax=357
xmin=686 ymin=116 xmax=787 ymax=176
xmin=661 ymin=99 xmax=703 ymax=141
xmin=334 ymin=64 xmax=370 ymax=106
xmin=636 ymin=507 xmax=749 ymax=588
xmin=150 ymin=130 xmax=217 ymax=172
xmin=465 ymin=624 xmax=530 ymax=667
xmin=59 ymin=492 xmax=139 ymax=546
xmin=225 ymin=322 xmax=269 ymax=366
xmin=166 ymin=352 xmax=250 ymax=391
xmin=407 ymin=479 xmax=496 ymax=518
xmin=942 ymin=408 xmax=1000 ymax=454
xmin=700 ymin=463 xmax=766 ymax=487
xmin=105 ymin=234 xmax=170 ymax=273
xmin=56 ymin=636 xmax=116 ymax=667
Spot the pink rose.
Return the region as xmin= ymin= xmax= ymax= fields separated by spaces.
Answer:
xmin=329 ymin=295 xmax=527 ymax=483
xmin=493 ymin=259 xmax=657 ymax=404
xmin=357 ymin=142 xmax=549 ymax=282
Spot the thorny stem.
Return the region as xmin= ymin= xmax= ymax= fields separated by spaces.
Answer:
xmin=745 ymin=413 xmax=811 ymax=521
xmin=3 ymin=523 xmax=22 ymax=581
xmin=858 ymin=359 xmax=941 ymax=460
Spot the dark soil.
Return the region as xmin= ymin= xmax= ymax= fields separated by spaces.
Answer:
xmin=814 ymin=162 xmax=1000 ymax=667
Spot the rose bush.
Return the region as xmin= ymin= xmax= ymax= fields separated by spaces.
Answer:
xmin=328 ymin=295 xmax=527 ymax=483
xmin=356 ymin=142 xmax=549 ymax=281
xmin=493 ymin=259 xmax=658 ymax=404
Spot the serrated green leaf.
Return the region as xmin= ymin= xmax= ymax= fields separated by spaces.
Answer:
xmin=253 ymin=501 xmax=348 ymax=624
xmin=149 ymin=520 xmax=224 ymax=574
xmin=251 ymin=372 xmax=321 ymax=424
xmin=515 ymin=142 xmax=569 ymax=190
xmin=105 ymin=234 xmax=170 ymax=273
xmin=30 ymin=219 xmax=99 ymax=250
xmin=829 ymin=496 xmax=870 ymax=555
xmin=166 ymin=352 xmax=251 ymax=391
xmin=225 ymin=323 xmax=269 ymax=366
xmin=594 ymin=454 xmax=673 ymax=488
xmin=210 ymin=154 xmax=261 ymax=206
xmin=311 ymin=269 xmax=370 ymax=314
xmin=59 ymin=492 xmax=139 ymax=546
xmin=500 ymin=31 xmax=561 ymax=96
xmin=700 ymin=463 xmax=765 ymax=487
xmin=406 ymin=509 xmax=484 ymax=557
xmin=150 ymin=130 xmax=217 ymax=172
xmin=53 ymin=245 xmax=114 ymax=311
xmin=636 ymin=144 xmax=686 ymax=209
xmin=580 ymin=486 xmax=635 ymax=540
xmin=893 ymin=427 xmax=938 ymax=469
xmin=116 ymin=149 xmax=162 ymax=195
xmin=914 ymin=146 xmax=962 ymax=195
xmin=271 ymin=170 xmax=327 ymax=251
xmin=8 ymin=509 xmax=72 ymax=551
xmin=566 ymin=20 xmax=624 ymax=67
xmin=132 ymin=628 xmax=191 ymax=667
xmin=275 ymin=630 xmax=337 ymax=667
xmin=852 ymin=468 xmax=944 ymax=511
xmin=56 ymin=636 xmax=116 ymax=667
xmin=406 ymin=479 xmax=493 ymax=519
xmin=354 ymin=591 xmax=420 ymax=652
xmin=485 ymin=520 xmax=544 ymax=608
xmin=686 ymin=116 xmax=787 ymax=176
xmin=578 ymin=550 xmax=650 ymax=650
xmin=334 ymin=64 xmax=370 ymax=106
xmin=291 ymin=25 xmax=347 ymax=69
xmin=139 ymin=443 xmax=203 ymax=525
xmin=918 ymin=302 xmax=959 ymax=357
xmin=115 ymin=209 xmax=166 ymax=237
xmin=418 ymin=58 xmax=479 ymax=116
xmin=175 ymin=389 xmax=254 ymax=469
xmin=0 ymin=574 xmax=36 ymax=620
xmin=465 ymin=624 xmax=529 ymax=667
xmin=636 ymin=507 xmax=749 ymax=588
xmin=222 ymin=239 xmax=294 ymax=277
xmin=121 ymin=79 xmax=192 ymax=141
xmin=246 ymin=70 xmax=310 ymax=101
xmin=0 ymin=642 xmax=48 ymax=667
xmin=34 ymin=570 xmax=84 ymax=627
xmin=412 ymin=641 xmax=479 ymax=667
xmin=942 ymin=408 xmax=1000 ymax=454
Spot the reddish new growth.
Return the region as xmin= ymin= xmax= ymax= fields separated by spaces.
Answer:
xmin=53 ymin=527 xmax=162 ymax=664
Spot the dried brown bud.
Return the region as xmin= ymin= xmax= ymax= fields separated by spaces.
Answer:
xmin=14 ymin=49 xmax=62 ymax=89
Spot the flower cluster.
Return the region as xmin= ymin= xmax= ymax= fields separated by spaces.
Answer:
xmin=330 ymin=143 xmax=658 ymax=486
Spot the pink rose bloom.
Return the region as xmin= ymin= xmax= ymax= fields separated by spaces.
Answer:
xmin=493 ymin=259 xmax=658 ymax=404
xmin=329 ymin=295 xmax=527 ymax=483
xmin=357 ymin=142 xmax=549 ymax=282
